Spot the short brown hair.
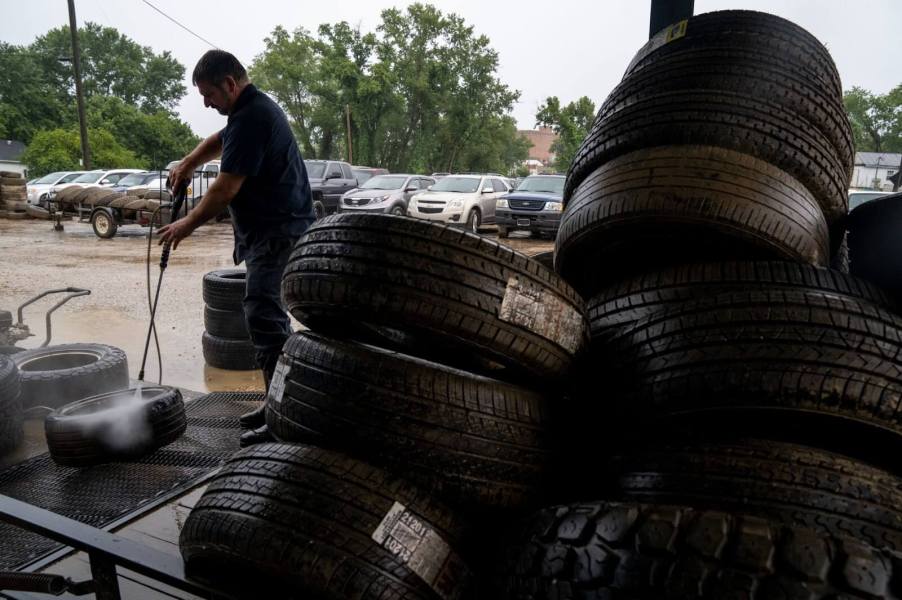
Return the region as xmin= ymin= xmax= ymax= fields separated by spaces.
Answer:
xmin=192 ymin=50 xmax=247 ymax=86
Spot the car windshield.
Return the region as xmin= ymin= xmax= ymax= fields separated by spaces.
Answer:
xmin=516 ymin=177 xmax=565 ymax=195
xmin=361 ymin=175 xmax=407 ymax=190
xmin=34 ymin=172 xmax=66 ymax=184
xmin=849 ymin=192 xmax=890 ymax=210
xmin=430 ymin=177 xmax=480 ymax=193
xmin=353 ymin=170 xmax=374 ymax=184
xmin=305 ymin=162 xmax=326 ymax=179
xmin=117 ymin=173 xmax=150 ymax=187
xmin=59 ymin=172 xmax=84 ymax=183
xmin=72 ymin=172 xmax=105 ymax=184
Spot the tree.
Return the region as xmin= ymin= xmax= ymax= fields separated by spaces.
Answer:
xmin=536 ymin=95 xmax=596 ymax=173
xmin=21 ymin=128 xmax=145 ymax=177
xmin=844 ymin=85 xmax=902 ymax=153
xmin=0 ymin=43 xmax=69 ymax=143
xmin=29 ymin=22 xmax=185 ymax=113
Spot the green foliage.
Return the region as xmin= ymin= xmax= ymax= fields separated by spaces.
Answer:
xmin=536 ymin=95 xmax=596 ymax=173
xmin=0 ymin=43 xmax=70 ymax=143
xmin=250 ymin=3 xmax=525 ymax=173
xmin=844 ymin=85 xmax=902 ymax=153
xmin=21 ymin=127 xmax=145 ymax=177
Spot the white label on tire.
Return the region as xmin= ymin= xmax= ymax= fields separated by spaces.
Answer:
xmin=268 ymin=359 xmax=289 ymax=405
xmin=372 ymin=502 xmax=469 ymax=600
xmin=498 ymin=276 xmax=584 ymax=354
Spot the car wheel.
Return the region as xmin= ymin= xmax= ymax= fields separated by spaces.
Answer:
xmin=497 ymin=226 xmax=509 ymax=238
xmin=313 ymin=200 xmax=325 ymax=220
xmin=390 ymin=205 xmax=405 ymax=216
xmin=466 ymin=208 xmax=481 ymax=233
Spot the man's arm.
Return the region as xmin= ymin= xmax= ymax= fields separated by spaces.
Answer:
xmin=157 ymin=172 xmax=244 ymax=250
xmin=168 ymin=132 xmax=223 ymax=191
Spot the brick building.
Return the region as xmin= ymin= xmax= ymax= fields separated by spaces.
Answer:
xmin=518 ymin=127 xmax=558 ymax=173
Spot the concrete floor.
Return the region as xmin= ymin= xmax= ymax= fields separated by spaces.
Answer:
xmin=0 ymin=217 xmax=553 ymax=393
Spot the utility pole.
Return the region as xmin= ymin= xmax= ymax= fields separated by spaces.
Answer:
xmin=67 ymin=0 xmax=91 ymax=169
xmin=345 ymin=104 xmax=353 ymax=165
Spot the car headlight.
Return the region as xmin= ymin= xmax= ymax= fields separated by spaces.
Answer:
xmin=448 ymin=200 xmax=463 ymax=210
xmin=373 ymin=195 xmax=389 ymax=203
xmin=545 ymin=202 xmax=563 ymax=212
xmin=497 ymin=198 xmax=509 ymax=209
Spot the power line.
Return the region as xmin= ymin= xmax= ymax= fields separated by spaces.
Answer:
xmin=141 ymin=0 xmax=219 ymax=49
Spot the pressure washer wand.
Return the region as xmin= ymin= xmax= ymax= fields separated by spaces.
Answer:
xmin=138 ymin=186 xmax=188 ymax=382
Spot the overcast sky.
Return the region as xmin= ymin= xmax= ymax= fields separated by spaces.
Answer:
xmin=3 ymin=0 xmax=900 ymax=139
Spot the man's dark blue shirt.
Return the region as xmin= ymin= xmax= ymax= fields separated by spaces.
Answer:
xmin=219 ymin=84 xmax=313 ymax=264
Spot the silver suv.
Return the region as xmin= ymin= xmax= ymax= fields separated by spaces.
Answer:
xmin=340 ymin=174 xmax=435 ymax=215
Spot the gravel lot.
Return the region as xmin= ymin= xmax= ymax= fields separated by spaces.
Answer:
xmin=0 ymin=217 xmax=552 ymax=393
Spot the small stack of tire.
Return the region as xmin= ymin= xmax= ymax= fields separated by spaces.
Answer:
xmin=493 ymin=12 xmax=902 ymax=599
xmin=0 ymin=172 xmax=29 ymax=220
xmin=201 ymin=269 xmax=256 ymax=370
xmin=179 ymin=213 xmax=590 ymax=598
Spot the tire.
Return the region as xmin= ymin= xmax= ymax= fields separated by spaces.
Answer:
xmin=831 ymin=229 xmax=851 ymax=273
xmin=266 ymin=332 xmax=552 ymax=511
xmin=598 ymin=287 xmax=902 ymax=442
xmin=180 ymin=444 xmax=474 ymax=600
xmin=0 ymin=171 xmax=20 ymax=178
xmin=496 ymin=500 xmax=902 ymax=599
xmin=497 ymin=225 xmax=509 ymax=239
xmin=92 ymin=191 xmax=120 ymax=208
xmin=12 ymin=344 xmax=128 ymax=410
xmin=53 ymin=187 xmax=81 ymax=205
xmin=123 ymin=198 xmax=147 ymax=211
xmin=565 ymin=92 xmax=849 ymax=227
xmin=0 ymin=210 xmax=26 ymax=220
xmin=0 ymin=346 xmax=24 ymax=356
xmin=587 ymin=261 xmax=894 ymax=343
xmin=201 ymin=332 xmax=256 ymax=370
xmin=313 ymin=199 xmax=325 ymax=220
xmin=555 ymin=146 xmax=830 ymax=297
xmin=0 ymin=176 xmax=24 ymax=185
xmin=25 ymin=204 xmax=51 ymax=220
xmin=0 ymin=310 xmax=11 ymax=329
xmin=602 ymin=439 xmax=902 ymax=551
xmin=0 ymin=355 xmax=23 ymax=455
xmin=203 ymin=305 xmax=248 ymax=339
xmin=282 ymin=214 xmax=589 ymax=381
xmin=5 ymin=200 xmax=27 ymax=211
xmin=45 ymin=386 xmax=186 ymax=467
xmin=108 ymin=195 xmax=131 ymax=209
xmin=202 ymin=269 xmax=246 ymax=311
xmin=849 ymin=193 xmax=902 ymax=297
xmin=142 ymin=189 xmax=171 ymax=202
xmin=70 ymin=187 xmax=96 ymax=204
xmin=91 ymin=210 xmax=118 ymax=239
xmin=530 ymin=251 xmax=554 ymax=272
xmin=465 ymin=208 xmax=481 ymax=233
xmin=390 ymin=204 xmax=405 ymax=216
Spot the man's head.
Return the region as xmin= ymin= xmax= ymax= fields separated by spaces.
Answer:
xmin=192 ymin=50 xmax=249 ymax=116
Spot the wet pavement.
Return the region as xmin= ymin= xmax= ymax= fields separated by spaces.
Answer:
xmin=0 ymin=218 xmax=552 ymax=393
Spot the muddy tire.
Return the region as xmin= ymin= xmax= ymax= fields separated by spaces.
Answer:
xmin=556 ymin=146 xmax=831 ymax=296
xmin=180 ymin=444 xmax=474 ymax=600
xmin=0 ymin=346 xmax=24 ymax=356
xmin=12 ymin=344 xmax=128 ymax=410
xmin=0 ymin=176 xmax=24 ymax=185
xmin=203 ymin=305 xmax=248 ymax=340
xmin=123 ymin=198 xmax=147 ymax=211
xmin=45 ymin=386 xmax=186 ymax=467
xmin=143 ymin=189 xmax=171 ymax=202
xmin=267 ymin=331 xmax=552 ymax=510
xmin=282 ymin=214 xmax=589 ymax=381
xmin=599 ymin=287 xmax=902 ymax=442
xmin=496 ymin=500 xmax=902 ymax=599
xmin=202 ymin=269 xmax=246 ymax=312
xmin=603 ymin=439 xmax=902 ymax=551
xmin=25 ymin=204 xmax=51 ymax=220
xmin=5 ymin=200 xmax=27 ymax=212
xmin=0 ymin=310 xmax=11 ymax=329
xmin=587 ymin=261 xmax=893 ymax=343
xmin=201 ymin=332 xmax=256 ymax=370
xmin=0 ymin=356 xmax=23 ymax=455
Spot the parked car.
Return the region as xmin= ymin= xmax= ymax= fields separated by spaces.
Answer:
xmin=407 ymin=174 xmax=511 ymax=233
xmin=430 ymin=172 xmax=451 ymax=179
xmin=351 ymin=166 xmax=389 ymax=185
xmin=27 ymin=171 xmax=85 ymax=206
xmin=164 ymin=160 xmax=220 ymax=199
xmin=339 ymin=174 xmax=435 ymax=215
xmin=495 ymin=174 xmax=566 ymax=238
xmin=304 ymin=159 xmax=358 ymax=218
xmin=848 ymin=189 xmax=895 ymax=211
xmin=70 ymin=169 xmax=145 ymax=189
xmin=112 ymin=171 xmax=165 ymax=193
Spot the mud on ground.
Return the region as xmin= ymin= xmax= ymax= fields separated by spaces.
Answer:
xmin=0 ymin=218 xmax=552 ymax=393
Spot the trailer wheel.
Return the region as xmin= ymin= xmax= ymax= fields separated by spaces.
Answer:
xmin=91 ymin=210 xmax=118 ymax=239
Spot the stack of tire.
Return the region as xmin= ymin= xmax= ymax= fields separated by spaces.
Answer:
xmin=0 ymin=355 xmax=23 ymax=457
xmin=0 ymin=172 xmax=28 ymax=220
xmin=179 ymin=213 xmax=590 ymax=599
xmin=201 ymin=269 xmax=256 ymax=370
xmin=496 ymin=11 xmax=902 ymax=598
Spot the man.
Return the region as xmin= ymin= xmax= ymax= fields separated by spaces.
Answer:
xmin=159 ymin=50 xmax=313 ymax=446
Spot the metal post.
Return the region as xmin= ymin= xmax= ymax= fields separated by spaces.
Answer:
xmin=88 ymin=552 xmax=121 ymax=600
xmin=649 ymin=0 xmax=695 ymax=38
xmin=875 ymin=157 xmax=883 ymax=190
xmin=345 ymin=104 xmax=353 ymax=164
xmin=67 ymin=0 xmax=91 ymax=170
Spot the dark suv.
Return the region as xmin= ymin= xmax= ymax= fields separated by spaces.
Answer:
xmin=304 ymin=160 xmax=358 ymax=218
xmin=495 ymin=175 xmax=565 ymax=238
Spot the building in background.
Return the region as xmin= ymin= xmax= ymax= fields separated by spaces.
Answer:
xmin=0 ymin=140 xmax=26 ymax=177
xmin=518 ymin=127 xmax=558 ymax=174
xmin=851 ymin=152 xmax=902 ymax=191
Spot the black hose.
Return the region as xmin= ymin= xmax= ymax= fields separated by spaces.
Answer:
xmin=146 ymin=206 xmax=163 ymax=384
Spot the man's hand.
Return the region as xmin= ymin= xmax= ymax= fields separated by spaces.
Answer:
xmin=167 ymin=161 xmax=194 ymax=194
xmin=157 ymin=218 xmax=196 ymax=251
